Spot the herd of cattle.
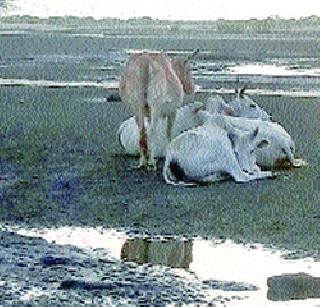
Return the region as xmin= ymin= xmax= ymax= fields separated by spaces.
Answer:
xmin=118 ymin=51 xmax=305 ymax=186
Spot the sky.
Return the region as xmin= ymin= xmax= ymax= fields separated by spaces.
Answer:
xmin=3 ymin=0 xmax=320 ymax=20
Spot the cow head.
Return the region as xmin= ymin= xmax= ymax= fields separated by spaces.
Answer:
xmin=190 ymin=101 xmax=206 ymax=114
xmin=228 ymin=127 xmax=269 ymax=174
xmin=189 ymin=101 xmax=207 ymax=125
xmin=231 ymin=88 xmax=270 ymax=121
xmin=175 ymin=102 xmax=206 ymax=133
xmin=195 ymin=110 xmax=215 ymax=126
xmin=171 ymin=58 xmax=195 ymax=95
xmin=275 ymin=138 xmax=303 ymax=169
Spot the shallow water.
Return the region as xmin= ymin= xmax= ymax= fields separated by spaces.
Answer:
xmin=0 ymin=42 xmax=319 ymax=96
xmin=3 ymin=224 xmax=320 ymax=306
xmin=228 ymin=63 xmax=320 ymax=77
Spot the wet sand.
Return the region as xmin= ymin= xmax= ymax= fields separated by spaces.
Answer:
xmin=0 ymin=84 xmax=319 ymax=253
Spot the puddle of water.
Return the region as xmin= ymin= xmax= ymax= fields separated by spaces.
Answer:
xmin=190 ymin=240 xmax=320 ymax=306
xmin=90 ymin=65 xmax=119 ymax=71
xmin=13 ymin=226 xmax=127 ymax=259
xmin=124 ymin=49 xmax=196 ymax=57
xmin=0 ymin=78 xmax=118 ymax=89
xmin=197 ymin=87 xmax=320 ymax=98
xmin=1 ymin=77 xmax=319 ymax=98
xmin=2 ymin=225 xmax=320 ymax=306
xmin=228 ymin=64 xmax=320 ymax=77
xmin=69 ymin=33 xmax=105 ymax=38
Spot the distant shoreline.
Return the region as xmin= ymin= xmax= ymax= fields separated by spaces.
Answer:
xmin=0 ymin=15 xmax=320 ymax=37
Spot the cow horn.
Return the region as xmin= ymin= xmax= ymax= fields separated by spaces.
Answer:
xmin=240 ymin=84 xmax=248 ymax=96
xmin=187 ymin=49 xmax=200 ymax=61
xmin=251 ymin=127 xmax=259 ymax=140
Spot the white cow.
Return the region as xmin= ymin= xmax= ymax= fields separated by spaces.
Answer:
xmin=229 ymin=87 xmax=271 ymax=121
xmin=117 ymin=102 xmax=205 ymax=158
xmin=163 ymin=114 xmax=274 ymax=186
xmin=119 ymin=50 xmax=196 ymax=170
xmin=118 ymin=100 xmax=304 ymax=169
xmin=197 ymin=111 xmax=305 ymax=169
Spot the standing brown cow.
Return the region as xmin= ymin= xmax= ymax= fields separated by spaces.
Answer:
xmin=119 ymin=50 xmax=197 ymax=170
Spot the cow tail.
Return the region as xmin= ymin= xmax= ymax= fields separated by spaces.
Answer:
xmin=116 ymin=121 xmax=126 ymax=150
xmin=163 ymin=158 xmax=177 ymax=185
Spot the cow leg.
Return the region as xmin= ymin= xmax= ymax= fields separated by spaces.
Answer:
xmin=147 ymin=111 xmax=159 ymax=171
xmin=166 ymin=113 xmax=176 ymax=143
xmin=292 ymin=158 xmax=306 ymax=167
xmin=251 ymin=170 xmax=275 ymax=180
xmin=135 ymin=115 xmax=148 ymax=169
xmin=201 ymin=172 xmax=230 ymax=182
xmin=220 ymin=154 xmax=252 ymax=183
xmin=230 ymin=170 xmax=251 ymax=183
xmin=232 ymin=168 xmax=274 ymax=182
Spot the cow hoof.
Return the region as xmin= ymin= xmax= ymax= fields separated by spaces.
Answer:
xmin=270 ymin=172 xmax=277 ymax=180
xmin=132 ymin=162 xmax=147 ymax=170
xmin=147 ymin=164 xmax=157 ymax=171
xmin=293 ymin=158 xmax=307 ymax=167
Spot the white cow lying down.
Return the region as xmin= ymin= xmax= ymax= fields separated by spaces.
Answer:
xmin=117 ymin=102 xmax=205 ymax=158
xmin=116 ymin=97 xmax=248 ymax=159
xmin=117 ymin=102 xmax=304 ymax=169
xmin=229 ymin=87 xmax=271 ymax=121
xmin=197 ymin=111 xmax=305 ymax=169
xmin=163 ymin=114 xmax=274 ymax=185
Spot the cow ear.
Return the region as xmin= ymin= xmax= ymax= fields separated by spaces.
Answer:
xmin=193 ymin=101 xmax=205 ymax=113
xmin=227 ymin=133 xmax=237 ymax=148
xmin=224 ymin=105 xmax=235 ymax=116
xmin=196 ymin=110 xmax=210 ymax=124
xmin=257 ymin=139 xmax=269 ymax=149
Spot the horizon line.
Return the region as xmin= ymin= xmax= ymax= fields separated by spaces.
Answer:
xmin=1 ymin=13 xmax=320 ymax=22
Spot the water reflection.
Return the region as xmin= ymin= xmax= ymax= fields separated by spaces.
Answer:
xmin=267 ymin=273 xmax=320 ymax=301
xmin=121 ymin=237 xmax=193 ymax=269
xmin=2 ymin=225 xmax=320 ymax=306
